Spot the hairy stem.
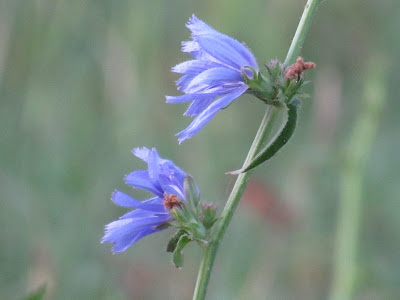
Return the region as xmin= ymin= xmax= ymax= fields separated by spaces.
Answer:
xmin=192 ymin=1 xmax=322 ymax=299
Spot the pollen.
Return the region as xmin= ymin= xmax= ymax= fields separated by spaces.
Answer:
xmin=163 ymin=194 xmax=183 ymax=210
xmin=284 ymin=57 xmax=316 ymax=80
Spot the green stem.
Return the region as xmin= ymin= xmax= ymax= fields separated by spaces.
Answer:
xmin=329 ymin=58 xmax=386 ymax=300
xmin=193 ymin=105 xmax=280 ymax=300
xmin=284 ymin=0 xmax=322 ymax=66
xmin=192 ymin=1 xmax=322 ymax=299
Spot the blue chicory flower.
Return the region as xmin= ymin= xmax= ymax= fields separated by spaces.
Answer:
xmin=166 ymin=14 xmax=259 ymax=143
xmin=102 ymin=147 xmax=194 ymax=253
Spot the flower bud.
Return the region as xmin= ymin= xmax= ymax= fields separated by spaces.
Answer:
xmin=265 ymin=59 xmax=284 ymax=82
xmin=184 ymin=176 xmax=200 ymax=214
xmin=200 ymin=203 xmax=218 ymax=229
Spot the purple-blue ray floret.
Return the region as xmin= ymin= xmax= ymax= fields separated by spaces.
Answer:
xmin=102 ymin=147 xmax=196 ymax=253
xmin=167 ymin=14 xmax=258 ymax=143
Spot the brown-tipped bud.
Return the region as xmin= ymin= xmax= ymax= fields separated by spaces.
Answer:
xmin=163 ymin=194 xmax=183 ymax=210
xmin=284 ymin=57 xmax=316 ymax=80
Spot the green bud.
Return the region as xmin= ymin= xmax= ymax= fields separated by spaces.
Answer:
xmin=265 ymin=59 xmax=284 ymax=82
xmin=200 ymin=203 xmax=218 ymax=229
xmin=184 ymin=176 xmax=200 ymax=214
xmin=169 ymin=206 xmax=188 ymax=224
xmin=242 ymin=66 xmax=280 ymax=104
xmin=283 ymin=77 xmax=304 ymax=101
xmin=186 ymin=221 xmax=207 ymax=241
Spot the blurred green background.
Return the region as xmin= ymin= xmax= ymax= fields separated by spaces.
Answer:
xmin=1 ymin=0 xmax=399 ymax=299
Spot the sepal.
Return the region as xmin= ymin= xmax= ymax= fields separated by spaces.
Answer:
xmin=184 ymin=176 xmax=200 ymax=214
xmin=242 ymin=66 xmax=278 ymax=103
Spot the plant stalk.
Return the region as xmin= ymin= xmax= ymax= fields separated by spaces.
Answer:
xmin=193 ymin=1 xmax=322 ymax=299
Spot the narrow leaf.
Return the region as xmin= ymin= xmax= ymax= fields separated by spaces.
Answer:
xmin=172 ymin=234 xmax=191 ymax=268
xmin=166 ymin=229 xmax=187 ymax=253
xmin=228 ymin=98 xmax=300 ymax=175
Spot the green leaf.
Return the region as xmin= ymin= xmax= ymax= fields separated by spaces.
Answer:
xmin=25 ymin=284 xmax=47 ymax=300
xmin=166 ymin=229 xmax=187 ymax=253
xmin=172 ymin=234 xmax=191 ymax=268
xmin=228 ymin=98 xmax=300 ymax=175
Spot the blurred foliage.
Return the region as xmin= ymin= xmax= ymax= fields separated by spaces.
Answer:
xmin=0 ymin=0 xmax=399 ymax=299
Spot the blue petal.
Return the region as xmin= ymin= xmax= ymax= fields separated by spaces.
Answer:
xmin=146 ymin=148 xmax=161 ymax=181
xmin=112 ymin=227 xmax=166 ymax=253
xmin=172 ymin=60 xmax=222 ymax=75
xmin=185 ymin=67 xmax=242 ymax=93
xmin=124 ymin=170 xmax=163 ymax=197
xmin=195 ymin=36 xmax=248 ymax=70
xmin=111 ymin=229 xmax=152 ymax=253
xmin=183 ymin=86 xmax=238 ymax=116
xmin=141 ymin=197 xmax=167 ymax=212
xmin=166 ymin=84 xmax=228 ymax=104
xmin=119 ymin=208 xmax=169 ymax=220
xmin=102 ymin=216 xmax=170 ymax=253
xmin=102 ymin=215 xmax=169 ymax=244
xmin=119 ymin=209 xmax=160 ymax=220
xmin=163 ymin=166 xmax=186 ymax=189
xmin=181 ymin=40 xmax=200 ymax=54
xmin=177 ymin=84 xmax=248 ymax=143
xmin=157 ymin=156 xmax=186 ymax=183
xmin=184 ymin=97 xmax=215 ymax=116
xmin=176 ymin=74 xmax=196 ymax=92
xmin=112 ymin=191 xmax=165 ymax=212
xmin=176 ymin=72 xmax=234 ymax=92
xmin=160 ymin=183 xmax=185 ymax=200
xmin=132 ymin=147 xmax=151 ymax=162
xmin=111 ymin=190 xmax=143 ymax=208
xmin=131 ymin=148 xmax=187 ymax=198
xmin=166 ymin=93 xmax=215 ymax=104
xmin=132 ymin=148 xmax=176 ymax=194
xmin=187 ymin=15 xmax=258 ymax=70
xmin=181 ymin=40 xmax=216 ymax=61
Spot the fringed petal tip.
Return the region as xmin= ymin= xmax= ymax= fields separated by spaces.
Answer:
xmin=177 ymin=134 xmax=189 ymax=145
xmin=132 ymin=147 xmax=151 ymax=159
xmin=186 ymin=14 xmax=201 ymax=30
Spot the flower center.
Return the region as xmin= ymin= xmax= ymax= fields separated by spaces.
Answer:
xmin=163 ymin=194 xmax=183 ymax=210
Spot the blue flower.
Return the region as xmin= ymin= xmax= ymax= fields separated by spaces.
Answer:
xmin=166 ymin=14 xmax=258 ymax=143
xmin=102 ymin=147 xmax=193 ymax=253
